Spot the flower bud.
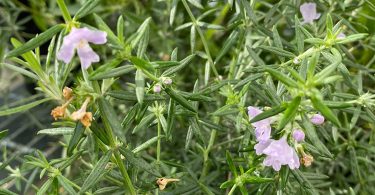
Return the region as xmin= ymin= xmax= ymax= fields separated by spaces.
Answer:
xmin=292 ymin=129 xmax=305 ymax=142
xmin=163 ymin=78 xmax=172 ymax=85
xmin=310 ymin=114 xmax=325 ymax=125
xmin=153 ymin=84 xmax=162 ymax=93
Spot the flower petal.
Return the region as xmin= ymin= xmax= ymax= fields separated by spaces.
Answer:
xmin=254 ymin=139 xmax=273 ymax=155
xmin=77 ymin=42 xmax=100 ymax=69
xmin=300 ymin=3 xmax=319 ymax=24
xmin=80 ymin=27 xmax=107 ymax=44
xmin=57 ymin=43 xmax=75 ymax=64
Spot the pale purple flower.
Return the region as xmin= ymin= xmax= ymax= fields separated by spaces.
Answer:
xmin=248 ymin=106 xmax=272 ymax=142
xmin=292 ymin=129 xmax=305 ymax=142
xmin=261 ymin=137 xmax=300 ymax=171
xmin=254 ymin=139 xmax=273 ymax=155
xmin=163 ymin=78 xmax=173 ymax=85
xmin=153 ymin=84 xmax=162 ymax=93
xmin=337 ymin=32 xmax=346 ymax=39
xmin=300 ymin=3 xmax=321 ymax=24
xmin=57 ymin=27 xmax=107 ymax=69
xmin=310 ymin=114 xmax=325 ymax=125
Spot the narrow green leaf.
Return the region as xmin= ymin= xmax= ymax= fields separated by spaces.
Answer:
xmin=170 ymin=0 xmax=178 ymax=25
xmin=132 ymin=113 xmax=155 ymax=134
xmin=132 ymin=136 xmax=164 ymax=153
xmin=242 ymin=175 xmax=274 ymax=184
xmin=258 ymin=45 xmax=295 ymax=58
xmin=310 ymin=96 xmax=341 ymax=127
xmin=295 ymin=15 xmax=304 ymax=53
xmin=0 ymin=98 xmax=50 ymax=116
xmin=300 ymin=114 xmax=333 ymax=158
xmin=304 ymin=38 xmax=325 ymax=45
xmin=187 ymin=0 xmax=203 ymax=9
xmin=36 ymin=178 xmax=54 ymax=195
xmin=130 ymin=17 xmax=151 ymax=48
xmin=277 ymin=96 xmax=301 ymax=130
xmin=67 ymin=122 xmax=85 ymax=155
xmin=190 ymin=25 xmax=196 ymax=52
xmin=135 ymin=69 xmax=145 ymax=104
xmin=162 ymin=54 xmax=195 ymax=76
xmin=98 ymin=98 xmax=124 ymax=142
xmin=119 ymin=147 xmax=161 ymax=177
xmin=80 ymin=150 xmax=113 ymax=193
xmin=307 ymin=52 xmax=320 ymax=79
xmin=90 ymin=65 xmax=135 ymax=80
xmin=74 ymin=0 xmax=101 ymax=19
xmin=37 ymin=127 xmax=74 ymax=135
xmin=58 ymin=151 xmax=83 ymax=170
xmin=166 ymin=98 xmax=175 ymax=140
xmin=107 ymin=90 xmax=165 ymax=102
xmin=246 ymin=46 xmax=265 ymax=66
xmin=265 ymin=68 xmax=299 ymax=88
xmin=6 ymin=24 xmax=64 ymax=58
xmin=220 ymin=179 xmax=235 ymax=189
xmin=94 ymin=14 xmax=122 ymax=47
xmin=185 ymin=126 xmax=194 ymax=150
xmin=226 ymin=151 xmax=238 ymax=177
xmin=117 ymin=15 xmax=125 ymax=42
xmin=0 ymin=188 xmax=17 ymax=195
xmin=164 ymin=88 xmax=197 ymax=113
xmin=326 ymin=14 xmax=333 ymax=38
xmin=336 ymin=33 xmax=368 ymax=44
xmin=0 ymin=130 xmax=8 ymax=140
xmin=57 ymin=175 xmax=76 ymax=194
xmin=250 ymin=105 xmax=286 ymax=123
xmin=215 ymin=30 xmax=238 ymax=64
xmin=1 ymin=63 xmax=38 ymax=80
xmin=129 ymin=56 xmax=155 ymax=73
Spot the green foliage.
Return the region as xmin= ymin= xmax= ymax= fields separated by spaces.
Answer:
xmin=1 ymin=0 xmax=375 ymax=195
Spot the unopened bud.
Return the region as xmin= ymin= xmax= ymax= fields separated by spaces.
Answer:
xmin=154 ymin=84 xmax=162 ymax=93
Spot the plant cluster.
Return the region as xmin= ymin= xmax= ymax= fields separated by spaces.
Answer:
xmin=1 ymin=0 xmax=375 ymax=194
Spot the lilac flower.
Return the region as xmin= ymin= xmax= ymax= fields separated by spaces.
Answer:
xmin=261 ymin=137 xmax=300 ymax=171
xmin=292 ymin=129 xmax=305 ymax=142
xmin=248 ymin=106 xmax=272 ymax=142
xmin=300 ymin=3 xmax=321 ymax=24
xmin=163 ymin=78 xmax=173 ymax=85
xmin=254 ymin=139 xmax=273 ymax=155
xmin=57 ymin=27 xmax=107 ymax=69
xmin=310 ymin=114 xmax=325 ymax=125
xmin=153 ymin=84 xmax=162 ymax=93
xmin=337 ymin=32 xmax=346 ymax=39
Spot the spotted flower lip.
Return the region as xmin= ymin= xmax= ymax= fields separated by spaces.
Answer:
xmin=57 ymin=27 xmax=107 ymax=69
xmin=300 ymin=3 xmax=321 ymax=24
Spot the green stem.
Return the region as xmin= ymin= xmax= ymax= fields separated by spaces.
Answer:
xmin=87 ymin=68 xmax=136 ymax=194
xmin=56 ymin=0 xmax=72 ymax=23
xmin=114 ymin=151 xmax=137 ymax=195
xmin=200 ymin=129 xmax=217 ymax=180
xmin=181 ymin=0 xmax=219 ymax=78
xmin=228 ymin=184 xmax=237 ymax=195
xmin=157 ymin=117 xmax=161 ymax=164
